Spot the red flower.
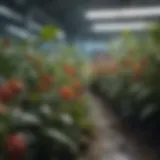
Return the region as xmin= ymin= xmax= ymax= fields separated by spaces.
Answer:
xmin=6 ymin=135 xmax=26 ymax=159
xmin=7 ymin=79 xmax=24 ymax=94
xmin=64 ymin=65 xmax=76 ymax=76
xmin=38 ymin=74 xmax=55 ymax=92
xmin=0 ymin=85 xmax=14 ymax=102
xmin=43 ymin=74 xmax=55 ymax=84
xmin=59 ymin=86 xmax=74 ymax=100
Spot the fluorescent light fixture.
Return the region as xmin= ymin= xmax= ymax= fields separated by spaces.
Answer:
xmin=92 ymin=21 xmax=151 ymax=32
xmin=30 ymin=21 xmax=42 ymax=31
xmin=86 ymin=6 xmax=160 ymax=20
xmin=6 ymin=25 xmax=31 ymax=39
xmin=0 ymin=5 xmax=23 ymax=21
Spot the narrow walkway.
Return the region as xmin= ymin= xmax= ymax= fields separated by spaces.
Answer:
xmin=83 ymin=93 xmax=154 ymax=160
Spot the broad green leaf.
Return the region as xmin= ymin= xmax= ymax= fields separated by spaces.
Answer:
xmin=40 ymin=25 xmax=60 ymax=41
xmin=46 ymin=128 xmax=77 ymax=151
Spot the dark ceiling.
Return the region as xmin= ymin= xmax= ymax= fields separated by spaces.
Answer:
xmin=1 ymin=0 xmax=160 ymax=40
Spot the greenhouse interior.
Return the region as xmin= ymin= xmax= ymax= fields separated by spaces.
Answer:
xmin=1 ymin=0 xmax=160 ymax=159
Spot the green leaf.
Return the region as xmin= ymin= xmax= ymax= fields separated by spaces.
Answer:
xmin=40 ymin=25 xmax=60 ymax=41
xmin=136 ymin=88 xmax=151 ymax=102
xmin=46 ymin=128 xmax=77 ymax=151
xmin=29 ymin=92 xmax=41 ymax=104
xmin=59 ymin=114 xmax=74 ymax=125
xmin=140 ymin=104 xmax=158 ymax=121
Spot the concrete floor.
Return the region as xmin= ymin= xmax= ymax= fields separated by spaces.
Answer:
xmin=82 ymin=93 xmax=155 ymax=160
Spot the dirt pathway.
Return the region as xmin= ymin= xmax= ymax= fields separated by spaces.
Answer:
xmin=82 ymin=93 xmax=154 ymax=160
